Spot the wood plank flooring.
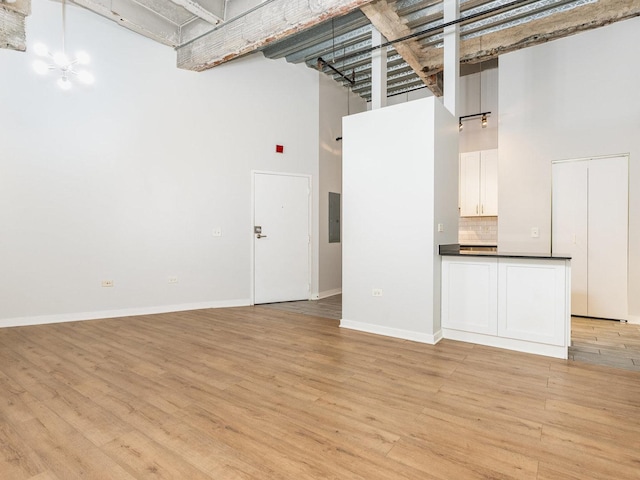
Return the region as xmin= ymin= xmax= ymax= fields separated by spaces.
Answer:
xmin=1 ymin=307 xmax=640 ymax=479
xmin=570 ymin=317 xmax=640 ymax=371
xmin=264 ymin=296 xmax=640 ymax=372
xmin=260 ymin=294 xmax=342 ymax=320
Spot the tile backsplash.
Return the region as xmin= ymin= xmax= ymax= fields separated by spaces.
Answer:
xmin=459 ymin=216 xmax=498 ymax=245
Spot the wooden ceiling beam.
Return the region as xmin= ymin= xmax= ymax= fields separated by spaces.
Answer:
xmin=0 ymin=0 xmax=30 ymax=51
xmin=168 ymin=0 xmax=223 ymax=26
xmin=71 ymin=0 xmax=181 ymax=47
xmin=176 ymin=0 xmax=375 ymax=72
xmin=361 ymin=0 xmax=442 ymax=96
xmin=419 ymin=0 xmax=640 ymax=76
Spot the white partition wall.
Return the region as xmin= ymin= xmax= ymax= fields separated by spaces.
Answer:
xmin=341 ymin=97 xmax=458 ymax=343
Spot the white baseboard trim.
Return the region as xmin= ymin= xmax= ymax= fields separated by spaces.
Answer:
xmin=0 ymin=299 xmax=252 ymax=329
xmin=433 ymin=328 xmax=444 ymax=344
xmin=626 ymin=315 xmax=640 ymax=325
xmin=317 ymin=288 xmax=342 ymax=300
xmin=442 ymin=328 xmax=568 ymax=359
xmin=340 ymin=319 xmax=440 ymax=345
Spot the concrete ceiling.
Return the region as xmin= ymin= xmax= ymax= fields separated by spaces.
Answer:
xmin=4 ymin=0 xmax=639 ymax=99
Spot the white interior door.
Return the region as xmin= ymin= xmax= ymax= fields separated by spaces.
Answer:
xmin=254 ymin=172 xmax=311 ymax=304
xmin=587 ymin=156 xmax=628 ymax=320
xmin=552 ymin=160 xmax=588 ymax=315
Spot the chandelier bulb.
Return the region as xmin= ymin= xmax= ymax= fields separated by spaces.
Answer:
xmin=57 ymin=76 xmax=72 ymax=90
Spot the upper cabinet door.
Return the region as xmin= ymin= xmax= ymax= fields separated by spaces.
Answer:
xmin=480 ymin=149 xmax=498 ymax=216
xmin=460 ymin=151 xmax=481 ymax=217
xmin=459 ymin=149 xmax=498 ymax=217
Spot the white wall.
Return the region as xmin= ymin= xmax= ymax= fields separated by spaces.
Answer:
xmin=318 ymin=74 xmax=366 ymax=298
xmin=498 ymin=16 xmax=640 ymax=317
xmin=342 ymin=97 xmax=458 ymax=342
xmin=386 ymin=87 xmax=432 ymax=107
xmin=459 ymin=68 xmax=499 ymax=153
xmin=0 ymin=0 xmax=321 ymax=326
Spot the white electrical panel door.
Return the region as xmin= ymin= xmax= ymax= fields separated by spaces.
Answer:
xmin=480 ymin=149 xmax=498 ymax=216
xmin=459 ymin=152 xmax=481 ymax=217
xmin=552 ymin=161 xmax=588 ymax=316
xmin=587 ymin=156 xmax=628 ymax=320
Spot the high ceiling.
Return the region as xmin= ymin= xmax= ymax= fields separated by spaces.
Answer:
xmin=35 ymin=0 xmax=640 ymax=99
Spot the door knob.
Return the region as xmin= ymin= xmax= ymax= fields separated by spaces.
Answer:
xmin=256 ymin=234 xmax=267 ymax=239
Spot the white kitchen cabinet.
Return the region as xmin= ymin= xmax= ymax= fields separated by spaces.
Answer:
xmin=441 ymin=257 xmax=498 ymax=335
xmin=497 ymin=259 xmax=568 ymax=347
xmin=459 ymin=149 xmax=498 ymax=217
xmin=441 ymin=253 xmax=571 ymax=359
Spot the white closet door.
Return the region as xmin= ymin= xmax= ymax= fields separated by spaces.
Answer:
xmin=587 ymin=156 xmax=628 ymax=320
xmin=552 ymin=161 xmax=588 ymax=316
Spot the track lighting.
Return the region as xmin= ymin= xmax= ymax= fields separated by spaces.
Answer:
xmin=458 ymin=112 xmax=491 ymax=130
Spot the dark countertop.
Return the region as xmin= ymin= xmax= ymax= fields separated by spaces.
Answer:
xmin=439 ymin=244 xmax=571 ymax=260
xmin=459 ymin=244 xmax=497 ymax=248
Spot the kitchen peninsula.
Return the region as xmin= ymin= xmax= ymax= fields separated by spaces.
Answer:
xmin=439 ymin=244 xmax=571 ymax=359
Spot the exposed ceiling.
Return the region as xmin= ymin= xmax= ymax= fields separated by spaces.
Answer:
xmin=55 ymin=0 xmax=640 ymax=99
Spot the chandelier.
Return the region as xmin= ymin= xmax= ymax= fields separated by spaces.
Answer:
xmin=32 ymin=0 xmax=94 ymax=90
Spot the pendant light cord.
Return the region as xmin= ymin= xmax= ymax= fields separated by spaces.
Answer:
xmin=61 ymin=0 xmax=67 ymax=55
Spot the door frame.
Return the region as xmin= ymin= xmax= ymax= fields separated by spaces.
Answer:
xmin=250 ymin=170 xmax=313 ymax=305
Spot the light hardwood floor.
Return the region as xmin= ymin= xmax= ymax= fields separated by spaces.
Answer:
xmin=264 ymin=296 xmax=640 ymax=371
xmin=569 ymin=317 xmax=640 ymax=371
xmin=260 ymin=294 xmax=342 ymax=320
xmin=1 ymin=307 xmax=640 ymax=479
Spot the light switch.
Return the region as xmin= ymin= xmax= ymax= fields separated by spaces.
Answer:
xmin=437 ymin=223 xmax=444 ymax=232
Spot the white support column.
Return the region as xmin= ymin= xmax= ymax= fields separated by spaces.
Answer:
xmin=443 ymin=0 xmax=459 ymax=116
xmin=370 ymin=27 xmax=387 ymax=109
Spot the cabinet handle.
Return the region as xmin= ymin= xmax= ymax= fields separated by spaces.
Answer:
xmin=481 ymin=204 xmax=484 ymax=214
xmin=476 ymin=205 xmax=479 ymax=214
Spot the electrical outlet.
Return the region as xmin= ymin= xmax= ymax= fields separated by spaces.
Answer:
xmin=437 ymin=223 xmax=444 ymax=232
xmin=101 ymin=280 xmax=114 ymax=287
xmin=531 ymin=227 xmax=540 ymax=238
xmin=212 ymin=228 xmax=222 ymax=237
xmin=372 ymin=288 xmax=383 ymax=297
xmin=168 ymin=276 xmax=178 ymax=284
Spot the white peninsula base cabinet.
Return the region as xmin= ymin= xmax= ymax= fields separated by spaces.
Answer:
xmin=440 ymin=250 xmax=571 ymax=359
